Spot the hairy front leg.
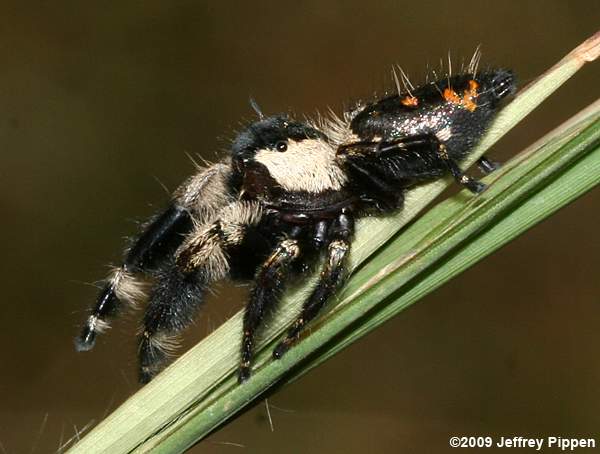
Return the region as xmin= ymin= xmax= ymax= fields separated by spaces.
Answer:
xmin=76 ymin=162 xmax=233 ymax=352
xmin=75 ymin=205 xmax=193 ymax=352
xmin=139 ymin=201 xmax=263 ymax=383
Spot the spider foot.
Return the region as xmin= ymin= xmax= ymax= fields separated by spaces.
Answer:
xmin=461 ymin=176 xmax=487 ymax=194
xmin=238 ymin=363 xmax=251 ymax=384
xmin=477 ymin=156 xmax=501 ymax=174
xmin=272 ymin=337 xmax=295 ymax=360
xmin=74 ymin=325 xmax=96 ymax=352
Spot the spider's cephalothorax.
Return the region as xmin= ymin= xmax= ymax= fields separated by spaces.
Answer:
xmin=76 ymin=67 xmax=516 ymax=383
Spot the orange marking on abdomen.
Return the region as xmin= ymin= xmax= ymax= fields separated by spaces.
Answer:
xmin=443 ymin=80 xmax=479 ymax=112
xmin=400 ymin=96 xmax=419 ymax=107
xmin=462 ymin=79 xmax=479 ymax=112
xmin=443 ymin=88 xmax=461 ymax=104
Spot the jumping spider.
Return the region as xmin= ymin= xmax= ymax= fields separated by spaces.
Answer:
xmin=76 ymin=65 xmax=516 ymax=383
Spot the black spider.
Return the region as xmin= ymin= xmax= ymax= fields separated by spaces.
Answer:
xmin=75 ymin=66 xmax=516 ymax=383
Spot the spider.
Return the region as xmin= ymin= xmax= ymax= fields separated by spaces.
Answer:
xmin=75 ymin=65 xmax=516 ymax=384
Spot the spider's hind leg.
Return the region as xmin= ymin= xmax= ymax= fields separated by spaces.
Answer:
xmin=437 ymin=142 xmax=487 ymax=194
xmin=341 ymin=134 xmax=489 ymax=197
xmin=379 ymin=135 xmax=488 ymax=194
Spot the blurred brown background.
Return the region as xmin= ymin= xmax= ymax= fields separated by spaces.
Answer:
xmin=0 ymin=1 xmax=598 ymax=453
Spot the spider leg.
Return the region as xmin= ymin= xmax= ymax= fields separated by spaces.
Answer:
xmin=138 ymin=237 xmax=219 ymax=383
xmin=477 ymin=155 xmax=501 ymax=174
xmin=312 ymin=219 xmax=329 ymax=249
xmin=76 ymin=162 xmax=232 ymax=352
xmin=340 ymin=134 xmax=487 ymax=195
xmin=238 ymin=237 xmax=301 ymax=383
xmin=139 ymin=201 xmax=262 ymax=383
xmin=76 ymin=205 xmax=193 ymax=352
xmin=436 ymin=141 xmax=486 ymax=193
xmin=273 ymin=212 xmax=354 ymax=359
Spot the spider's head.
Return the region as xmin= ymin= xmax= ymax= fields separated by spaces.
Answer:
xmin=232 ymin=115 xmax=325 ymax=165
xmin=231 ymin=116 xmax=346 ymax=196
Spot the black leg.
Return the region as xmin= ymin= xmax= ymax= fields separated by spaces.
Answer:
xmin=381 ymin=136 xmax=487 ymax=194
xmin=312 ymin=220 xmax=329 ymax=249
xmin=138 ymin=265 xmax=209 ymax=383
xmin=477 ymin=155 xmax=501 ymax=174
xmin=437 ymin=143 xmax=487 ymax=194
xmin=76 ymin=162 xmax=234 ymax=353
xmin=273 ymin=213 xmax=354 ymax=359
xmin=138 ymin=220 xmax=225 ymax=382
xmin=75 ymin=204 xmax=193 ymax=352
xmin=340 ymin=134 xmax=487 ymax=195
xmin=239 ymin=238 xmax=301 ymax=383
xmin=138 ymin=201 xmax=263 ymax=383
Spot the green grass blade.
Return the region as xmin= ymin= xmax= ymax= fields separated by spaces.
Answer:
xmin=148 ymin=105 xmax=600 ymax=454
xmin=69 ymin=32 xmax=600 ymax=454
xmin=283 ymin=104 xmax=600 ymax=384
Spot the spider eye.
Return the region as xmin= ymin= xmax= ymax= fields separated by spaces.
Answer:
xmin=275 ymin=141 xmax=287 ymax=152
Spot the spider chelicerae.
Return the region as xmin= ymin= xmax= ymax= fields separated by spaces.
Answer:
xmin=75 ymin=61 xmax=516 ymax=383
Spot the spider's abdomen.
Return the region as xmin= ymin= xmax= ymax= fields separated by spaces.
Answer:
xmin=350 ymin=70 xmax=516 ymax=161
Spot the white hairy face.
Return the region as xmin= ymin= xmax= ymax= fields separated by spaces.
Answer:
xmin=253 ymin=138 xmax=347 ymax=193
